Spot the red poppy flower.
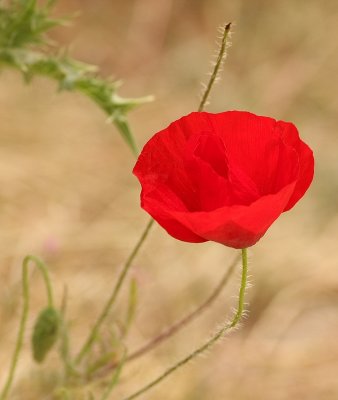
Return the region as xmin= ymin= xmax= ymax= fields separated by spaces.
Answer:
xmin=133 ymin=111 xmax=314 ymax=249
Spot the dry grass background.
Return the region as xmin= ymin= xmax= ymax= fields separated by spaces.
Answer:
xmin=0 ymin=0 xmax=338 ymax=399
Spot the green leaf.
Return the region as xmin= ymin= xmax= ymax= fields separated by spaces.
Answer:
xmin=32 ymin=306 xmax=60 ymax=363
xmin=113 ymin=115 xmax=139 ymax=157
xmin=0 ymin=47 xmax=153 ymax=154
xmin=0 ymin=0 xmax=153 ymax=155
xmin=0 ymin=0 xmax=64 ymax=48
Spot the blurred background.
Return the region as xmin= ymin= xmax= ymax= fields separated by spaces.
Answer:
xmin=0 ymin=0 xmax=337 ymax=399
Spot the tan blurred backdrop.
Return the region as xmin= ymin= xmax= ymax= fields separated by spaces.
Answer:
xmin=0 ymin=0 xmax=338 ymax=399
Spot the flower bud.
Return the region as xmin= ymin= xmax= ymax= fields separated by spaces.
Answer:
xmin=32 ymin=307 xmax=60 ymax=363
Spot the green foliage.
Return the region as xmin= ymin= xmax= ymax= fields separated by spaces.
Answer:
xmin=0 ymin=0 xmax=152 ymax=154
xmin=0 ymin=0 xmax=62 ymax=48
xmin=32 ymin=307 xmax=60 ymax=363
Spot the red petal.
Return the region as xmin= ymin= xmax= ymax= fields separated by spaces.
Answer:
xmin=133 ymin=111 xmax=313 ymax=249
xmin=208 ymin=111 xmax=300 ymax=195
xmin=170 ymin=180 xmax=296 ymax=248
xmin=277 ymin=122 xmax=314 ymax=211
xmin=134 ymin=120 xmax=197 ymax=210
xmin=140 ymin=182 xmax=206 ymax=243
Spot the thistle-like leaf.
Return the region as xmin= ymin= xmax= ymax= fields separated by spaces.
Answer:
xmin=0 ymin=0 xmax=153 ymax=154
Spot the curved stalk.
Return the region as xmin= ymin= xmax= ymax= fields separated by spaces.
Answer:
xmin=74 ymin=19 xmax=232 ymax=368
xmin=95 ymin=253 xmax=240 ymax=378
xmin=121 ymin=248 xmax=248 ymax=400
xmin=0 ymin=255 xmax=54 ymax=400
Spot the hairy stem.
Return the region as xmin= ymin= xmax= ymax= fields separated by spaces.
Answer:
xmin=0 ymin=255 xmax=54 ymax=400
xmin=75 ymin=20 xmax=231 ymax=364
xmin=74 ymin=218 xmax=154 ymax=365
xmin=74 ymin=19 xmax=232 ymax=369
xmin=121 ymin=248 xmax=248 ymax=400
xmin=96 ymin=253 xmax=240 ymax=378
xmin=198 ymin=22 xmax=232 ymax=112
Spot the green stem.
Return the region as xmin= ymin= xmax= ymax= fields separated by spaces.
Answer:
xmin=74 ymin=19 xmax=232 ymax=369
xmin=100 ymin=349 xmax=127 ymax=400
xmin=129 ymin=253 xmax=240 ymax=358
xmin=95 ymin=253 xmax=240 ymax=379
xmin=198 ymin=22 xmax=232 ymax=112
xmin=230 ymin=248 xmax=247 ymax=328
xmin=29 ymin=255 xmax=54 ymax=308
xmin=0 ymin=255 xmax=54 ymax=400
xmin=121 ymin=248 xmax=249 ymax=400
xmin=74 ymin=218 xmax=154 ymax=365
